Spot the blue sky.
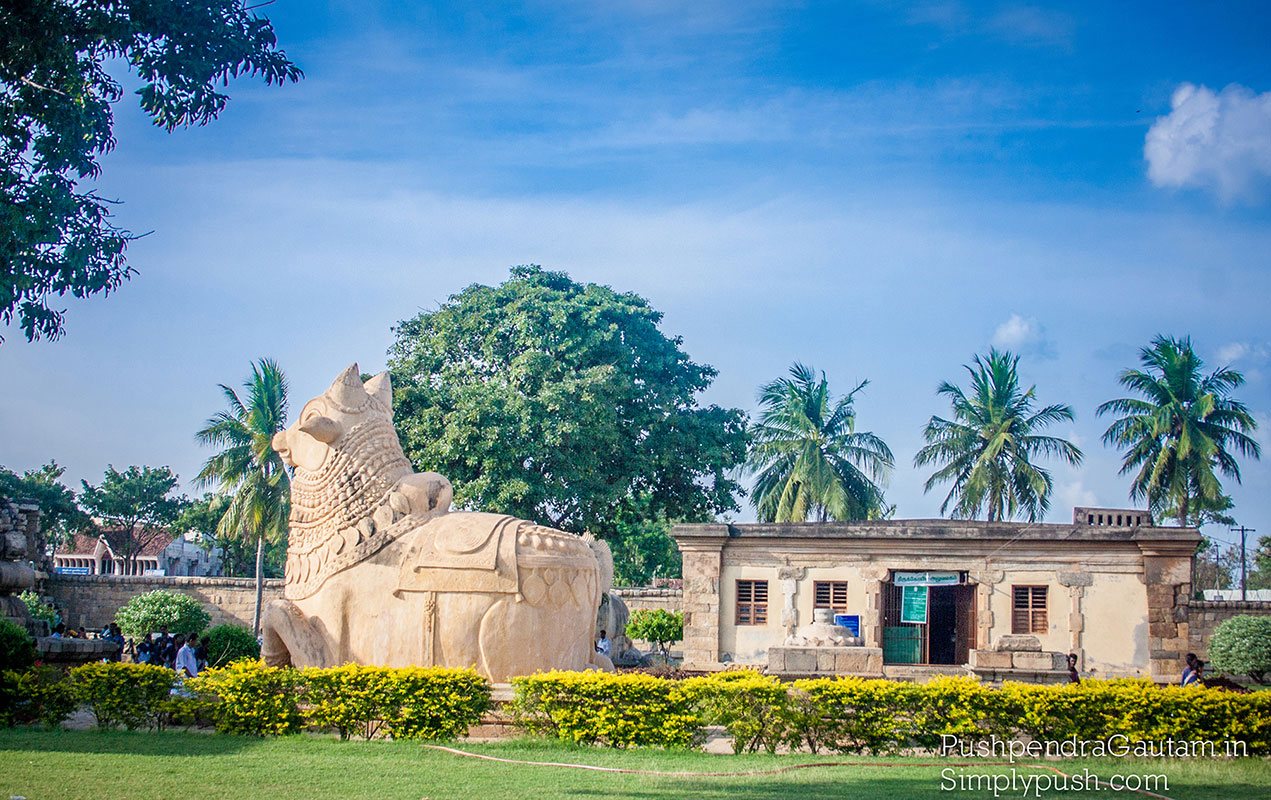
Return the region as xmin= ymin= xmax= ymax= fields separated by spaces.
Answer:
xmin=3 ymin=1 xmax=1270 ymax=556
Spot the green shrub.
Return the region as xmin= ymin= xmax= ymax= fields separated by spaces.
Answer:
xmin=71 ymin=662 xmax=176 ymax=730
xmin=1208 ymin=615 xmax=1271 ymax=683
xmin=202 ymin=624 xmax=260 ymax=668
xmin=625 ymin=609 xmax=684 ymax=660
xmin=511 ymin=670 xmax=701 ymax=748
xmin=19 ymin=666 xmax=78 ymax=728
xmin=303 ymin=664 xmax=491 ymax=740
xmin=191 ymin=660 xmax=303 ymax=736
xmin=19 ymin=591 xmax=57 ymax=627
xmin=0 ymin=670 xmax=22 ymax=727
xmin=0 ymin=618 xmax=36 ymax=672
xmin=114 ymin=590 xmax=210 ymax=638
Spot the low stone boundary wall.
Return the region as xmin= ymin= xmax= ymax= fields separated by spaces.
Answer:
xmin=43 ymin=575 xmax=682 ymax=633
xmin=45 ymin=574 xmax=283 ymax=631
xmin=1188 ymin=599 xmax=1271 ymax=660
xmin=612 ymin=586 xmax=682 ymax=614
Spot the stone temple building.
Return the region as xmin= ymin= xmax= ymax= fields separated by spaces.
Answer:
xmin=671 ymin=509 xmax=1200 ymax=683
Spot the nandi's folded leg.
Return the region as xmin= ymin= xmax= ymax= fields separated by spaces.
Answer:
xmin=260 ymin=599 xmax=332 ymax=668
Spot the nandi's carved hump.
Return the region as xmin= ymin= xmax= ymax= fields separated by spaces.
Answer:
xmin=263 ymin=363 xmax=612 ymax=680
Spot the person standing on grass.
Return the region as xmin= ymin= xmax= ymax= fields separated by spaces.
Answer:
xmin=175 ymin=634 xmax=199 ymax=679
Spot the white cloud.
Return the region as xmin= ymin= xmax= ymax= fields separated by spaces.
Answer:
xmin=1145 ymin=83 xmax=1271 ymax=203
xmin=1217 ymin=342 xmax=1249 ymax=363
xmin=987 ymin=5 xmax=1076 ymax=49
xmin=1057 ymin=479 xmax=1097 ymax=513
xmin=990 ymin=314 xmax=1055 ymax=358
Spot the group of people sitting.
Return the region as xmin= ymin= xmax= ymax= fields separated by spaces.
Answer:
xmin=131 ymin=631 xmax=206 ymax=678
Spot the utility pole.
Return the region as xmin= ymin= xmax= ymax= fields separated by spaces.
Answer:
xmin=1231 ymin=526 xmax=1256 ymax=601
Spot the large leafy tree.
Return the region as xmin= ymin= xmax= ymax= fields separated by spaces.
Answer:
xmin=0 ymin=0 xmax=301 ymax=342
xmin=915 ymin=349 xmax=1082 ymax=522
xmin=79 ymin=464 xmax=188 ymax=572
xmin=1097 ymin=335 xmax=1260 ymax=526
xmin=195 ymin=359 xmax=290 ymax=634
xmin=388 ymin=265 xmax=748 ymax=543
xmin=747 ymin=363 xmax=893 ymax=522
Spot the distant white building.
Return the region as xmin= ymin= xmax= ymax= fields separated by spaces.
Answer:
xmin=52 ymin=529 xmax=223 ymax=577
xmin=1203 ymin=589 xmax=1271 ymax=602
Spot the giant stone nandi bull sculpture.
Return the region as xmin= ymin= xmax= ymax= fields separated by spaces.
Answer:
xmin=261 ymin=364 xmax=612 ymax=680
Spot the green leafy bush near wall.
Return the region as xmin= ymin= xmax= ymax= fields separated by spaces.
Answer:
xmin=71 ymin=662 xmax=177 ymax=730
xmin=0 ymin=618 xmax=36 ymax=672
xmin=114 ymin=590 xmax=210 ymax=638
xmin=511 ymin=671 xmax=1271 ymax=755
xmin=19 ymin=591 xmax=57 ymax=627
xmin=1208 ymin=615 xmax=1271 ymax=683
xmin=201 ymin=624 xmax=261 ymax=668
xmin=625 ymin=609 xmax=684 ymax=660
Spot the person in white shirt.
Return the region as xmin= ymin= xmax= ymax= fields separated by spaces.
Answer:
xmin=595 ymin=630 xmax=611 ymax=657
xmin=175 ymin=633 xmax=199 ymax=679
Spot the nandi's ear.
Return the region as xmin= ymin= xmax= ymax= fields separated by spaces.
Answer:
xmin=363 ymin=372 xmax=392 ymax=407
xmin=299 ymin=415 xmax=342 ymax=443
xmin=326 ymin=363 xmax=367 ymax=409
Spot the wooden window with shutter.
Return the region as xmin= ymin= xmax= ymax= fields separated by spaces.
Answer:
xmin=813 ymin=581 xmax=848 ymax=613
xmin=736 ymin=580 xmax=769 ymax=625
xmin=1012 ymin=586 xmax=1048 ymax=634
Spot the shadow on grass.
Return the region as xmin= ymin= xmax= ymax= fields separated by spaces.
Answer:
xmin=0 ymin=727 xmax=258 ymax=758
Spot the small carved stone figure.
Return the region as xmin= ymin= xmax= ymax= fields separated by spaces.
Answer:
xmin=262 ymin=364 xmax=611 ymax=680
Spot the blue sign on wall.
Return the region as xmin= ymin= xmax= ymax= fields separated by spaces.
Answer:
xmin=56 ymin=566 xmax=91 ymax=575
xmin=834 ymin=614 xmax=861 ymax=637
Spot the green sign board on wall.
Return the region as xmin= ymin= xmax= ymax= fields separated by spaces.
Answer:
xmin=901 ymin=585 xmax=928 ymax=624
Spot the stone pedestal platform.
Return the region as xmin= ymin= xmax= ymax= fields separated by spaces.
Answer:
xmin=767 ymin=645 xmax=884 ymax=677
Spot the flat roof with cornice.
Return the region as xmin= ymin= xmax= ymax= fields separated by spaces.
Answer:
xmin=671 ymin=520 xmax=1200 ymax=548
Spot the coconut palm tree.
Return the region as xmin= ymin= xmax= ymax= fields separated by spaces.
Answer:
xmin=747 ymin=363 xmax=893 ymax=522
xmin=915 ymin=349 xmax=1082 ymax=522
xmin=1097 ymin=335 xmax=1259 ymax=526
xmin=195 ymin=359 xmax=290 ymax=634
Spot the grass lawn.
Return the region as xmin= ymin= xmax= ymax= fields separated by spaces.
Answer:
xmin=2 ymin=728 xmax=1268 ymax=800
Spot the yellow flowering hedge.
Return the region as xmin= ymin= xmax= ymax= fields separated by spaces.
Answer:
xmin=70 ymin=662 xmax=178 ymax=730
xmin=681 ymin=671 xmax=796 ymax=753
xmin=191 ymin=660 xmax=304 ymax=736
xmin=511 ymin=670 xmax=702 ymax=748
xmin=512 ymin=670 xmax=1271 ymax=754
xmin=303 ymin=664 xmax=490 ymax=740
xmin=191 ymin=661 xmax=491 ymax=739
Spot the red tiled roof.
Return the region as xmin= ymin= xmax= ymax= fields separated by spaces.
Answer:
xmin=61 ymin=528 xmax=177 ymax=558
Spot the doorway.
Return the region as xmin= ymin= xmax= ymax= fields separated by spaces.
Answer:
xmin=881 ymin=580 xmax=976 ymax=665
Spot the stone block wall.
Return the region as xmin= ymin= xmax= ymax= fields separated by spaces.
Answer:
xmin=612 ymin=587 xmax=682 ymax=614
xmin=1188 ymin=600 xmax=1271 ymax=660
xmin=45 ymin=574 xmax=283 ymax=631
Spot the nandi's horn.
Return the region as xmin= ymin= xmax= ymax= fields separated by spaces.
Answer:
xmin=326 ymin=363 xmax=368 ymax=409
xmin=363 ymin=372 xmax=392 ymax=408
